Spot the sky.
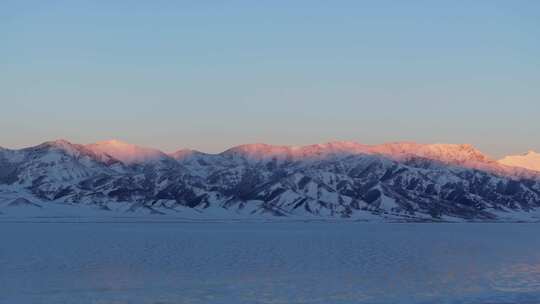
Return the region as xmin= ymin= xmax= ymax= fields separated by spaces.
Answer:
xmin=1 ymin=1 xmax=539 ymax=158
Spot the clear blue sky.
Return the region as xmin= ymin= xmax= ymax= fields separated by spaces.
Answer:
xmin=1 ymin=1 xmax=539 ymax=157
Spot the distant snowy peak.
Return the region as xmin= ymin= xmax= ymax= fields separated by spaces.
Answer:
xmin=170 ymin=149 xmax=206 ymax=160
xmin=36 ymin=139 xmax=85 ymax=157
xmin=85 ymin=140 xmax=168 ymax=164
xmin=499 ymin=151 xmax=540 ymax=172
xmin=19 ymin=139 xmax=106 ymax=165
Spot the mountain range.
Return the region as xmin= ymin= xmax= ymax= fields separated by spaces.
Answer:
xmin=1 ymin=139 xmax=539 ymax=221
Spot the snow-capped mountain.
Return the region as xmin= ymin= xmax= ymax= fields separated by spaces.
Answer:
xmin=1 ymin=139 xmax=540 ymax=221
xmin=499 ymin=151 xmax=540 ymax=173
xmin=85 ymin=139 xmax=170 ymax=164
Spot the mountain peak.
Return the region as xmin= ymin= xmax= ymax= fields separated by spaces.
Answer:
xmin=170 ymin=148 xmax=206 ymax=160
xmin=498 ymin=150 xmax=540 ymax=172
xmin=85 ymin=140 xmax=167 ymax=164
xmin=41 ymin=139 xmax=75 ymax=148
xmin=35 ymin=139 xmax=83 ymax=156
xmin=50 ymin=138 xmax=73 ymax=144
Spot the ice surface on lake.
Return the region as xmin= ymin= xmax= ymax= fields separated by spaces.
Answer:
xmin=1 ymin=222 xmax=540 ymax=304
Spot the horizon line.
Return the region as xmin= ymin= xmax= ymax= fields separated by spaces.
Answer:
xmin=1 ymin=137 xmax=537 ymax=159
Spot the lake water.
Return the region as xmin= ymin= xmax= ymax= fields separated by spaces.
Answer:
xmin=1 ymin=221 xmax=540 ymax=304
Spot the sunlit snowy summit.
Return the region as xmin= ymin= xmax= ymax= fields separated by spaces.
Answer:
xmin=498 ymin=150 xmax=540 ymax=172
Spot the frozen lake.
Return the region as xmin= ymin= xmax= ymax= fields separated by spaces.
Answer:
xmin=1 ymin=222 xmax=540 ymax=304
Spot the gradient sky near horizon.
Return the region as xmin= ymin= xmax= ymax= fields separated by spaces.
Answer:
xmin=1 ymin=1 xmax=539 ymax=158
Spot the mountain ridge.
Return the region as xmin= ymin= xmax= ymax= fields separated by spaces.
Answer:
xmin=1 ymin=139 xmax=539 ymax=221
xmin=499 ymin=150 xmax=540 ymax=172
xmin=6 ymin=139 xmax=538 ymax=170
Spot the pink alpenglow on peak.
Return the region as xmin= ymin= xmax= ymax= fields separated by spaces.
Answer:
xmin=223 ymin=141 xmax=494 ymax=165
xmin=219 ymin=141 xmax=536 ymax=177
xmin=85 ymin=140 xmax=167 ymax=164
xmin=498 ymin=151 xmax=540 ymax=172
xmin=11 ymin=139 xmax=540 ymax=177
xmin=368 ymin=142 xmax=493 ymax=164
xmin=222 ymin=141 xmax=371 ymax=161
